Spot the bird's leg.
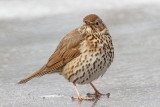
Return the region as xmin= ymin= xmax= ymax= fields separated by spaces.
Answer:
xmin=72 ymin=83 xmax=94 ymax=100
xmin=87 ymin=82 xmax=110 ymax=98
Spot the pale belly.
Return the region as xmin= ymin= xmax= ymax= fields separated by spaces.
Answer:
xmin=62 ymin=50 xmax=111 ymax=85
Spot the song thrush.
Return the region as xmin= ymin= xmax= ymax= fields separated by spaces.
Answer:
xmin=18 ymin=14 xmax=114 ymax=100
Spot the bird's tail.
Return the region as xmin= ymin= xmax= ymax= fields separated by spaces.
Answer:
xmin=17 ymin=65 xmax=48 ymax=84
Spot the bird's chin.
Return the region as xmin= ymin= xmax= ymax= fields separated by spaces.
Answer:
xmin=85 ymin=26 xmax=93 ymax=33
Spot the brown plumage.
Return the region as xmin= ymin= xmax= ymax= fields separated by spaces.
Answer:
xmin=83 ymin=14 xmax=99 ymax=24
xmin=18 ymin=28 xmax=84 ymax=84
xmin=18 ymin=14 xmax=114 ymax=100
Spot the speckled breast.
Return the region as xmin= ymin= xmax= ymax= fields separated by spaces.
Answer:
xmin=62 ymin=34 xmax=114 ymax=84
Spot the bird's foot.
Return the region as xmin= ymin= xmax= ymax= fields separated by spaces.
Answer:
xmin=71 ymin=96 xmax=95 ymax=101
xmin=87 ymin=92 xmax=110 ymax=98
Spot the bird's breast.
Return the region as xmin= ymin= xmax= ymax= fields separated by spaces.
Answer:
xmin=62 ymin=36 xmax=113 ymax=84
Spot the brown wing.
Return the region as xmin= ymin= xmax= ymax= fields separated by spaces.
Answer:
xmin=46 ymin=28 xmax=84 ymax=68
xmin=18 ymin=28 xmax=84 ymax=84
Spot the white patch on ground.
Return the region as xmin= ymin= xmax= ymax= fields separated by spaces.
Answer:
xmin=41 ymin=94 xmax=66 ymax=98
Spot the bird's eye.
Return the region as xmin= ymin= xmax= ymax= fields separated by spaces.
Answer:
xmin=95 ymin=22 xmax=99 ymax=25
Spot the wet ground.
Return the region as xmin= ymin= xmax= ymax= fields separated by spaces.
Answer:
xmin=0 ymin=3 xmax=160 ymax=107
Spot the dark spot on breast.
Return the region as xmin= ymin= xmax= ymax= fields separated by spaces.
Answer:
xmin=71 ymin=66 xmax=74 ymax=69
xmin=100 ymin=61 xmax=102 ymax=65
xmin=99 ymin=49 xmax=102 ymax=54
xmin=93 ymin=61 xmax=96 ymax=69
xmin=73 ymin=78 xmax=79 ymax=83
xmin=95 ymin=53 xmax=99 ymax=56
xmin=82 ymin=68 xmax=84 ymax=71
xmin=68 ymin=74 xmax=74 ymax=81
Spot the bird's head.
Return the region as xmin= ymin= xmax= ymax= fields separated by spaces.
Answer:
xmin=83 ymin=14 xmax=107 ymax=33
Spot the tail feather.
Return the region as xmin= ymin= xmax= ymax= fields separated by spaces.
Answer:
xmin=17 ymin=65 xmax=47 ymax=84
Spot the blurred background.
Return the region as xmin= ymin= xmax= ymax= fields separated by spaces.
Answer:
xmin=0 ymin=0 xmax=160 ymax=107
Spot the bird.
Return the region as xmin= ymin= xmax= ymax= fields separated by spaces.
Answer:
xmin=17 ymin=14 xmax=114 ymax=100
